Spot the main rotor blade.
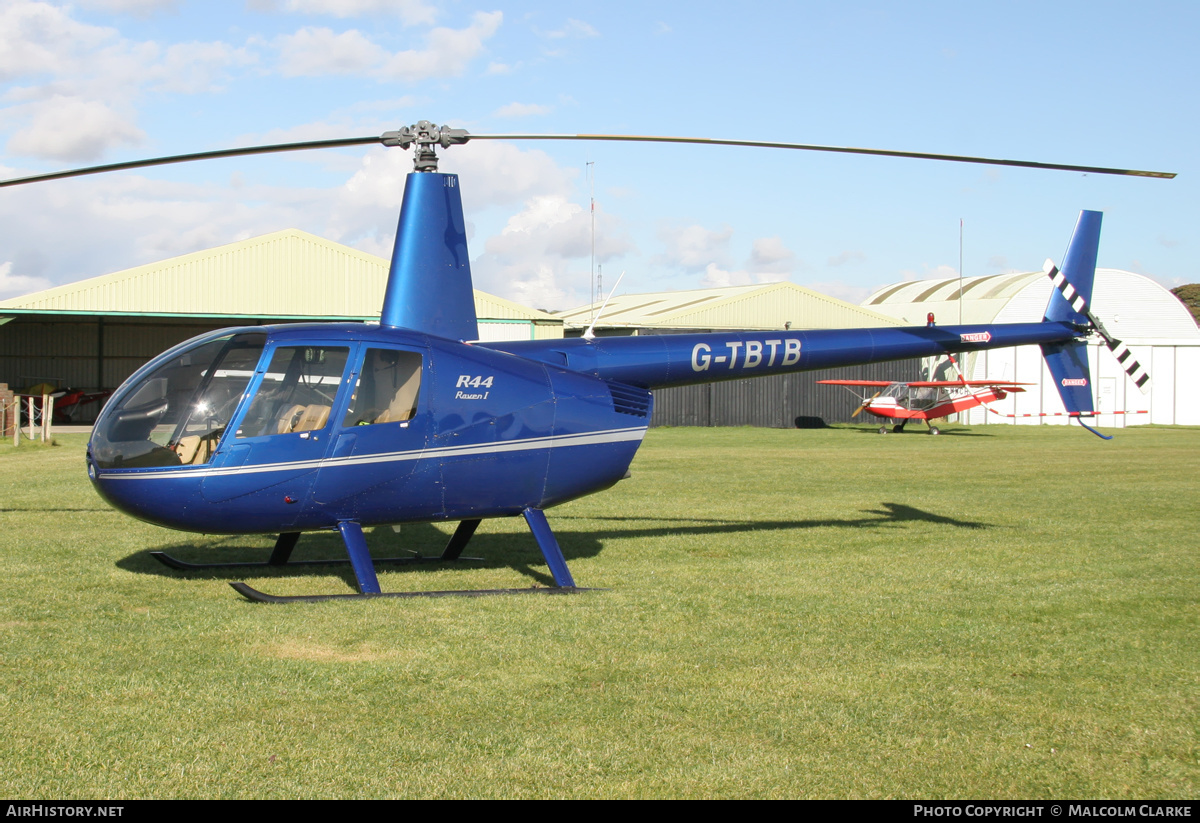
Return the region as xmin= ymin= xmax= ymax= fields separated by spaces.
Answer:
xmin=0 ymin=127 xmax=1176 ymax=188
xmin=466 ymin=133 xmax=1176 ymax=179
xmin=0 ymin=136 xmax=382 ymax=188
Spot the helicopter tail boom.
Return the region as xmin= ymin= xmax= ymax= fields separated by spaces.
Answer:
xmin=486 ymin=320 xmax=1087 ymax=391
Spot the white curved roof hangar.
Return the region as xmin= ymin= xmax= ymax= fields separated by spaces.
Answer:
xmin=863 ymin=269 xmax=1200 ymax=427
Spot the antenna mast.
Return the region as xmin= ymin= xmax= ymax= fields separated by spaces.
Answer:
xmin=587 ymin=160 xmax=596 ymax=322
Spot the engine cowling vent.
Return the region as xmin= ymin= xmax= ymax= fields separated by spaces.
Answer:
xmin=607 ymin=381 xmax=652 ymax=417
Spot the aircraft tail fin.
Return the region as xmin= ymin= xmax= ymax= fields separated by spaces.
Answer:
xmin=1038 ymin=211 xmax=1150 ymax=432
xmin=1038 ymin=210 xmax=1113 ymax=439
xmin=1042 ymin=210 xmax=1101 ymax=326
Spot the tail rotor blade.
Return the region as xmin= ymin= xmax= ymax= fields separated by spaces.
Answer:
xmin=1043 ymin=259 xmax=1151 ymax=394
xmin=1108 ymin=339 xmax=1152 ymax=393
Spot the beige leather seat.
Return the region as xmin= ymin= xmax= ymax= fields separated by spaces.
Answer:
xmin=276 ymin=403 xmax=331 ymax=434
xmin=374 ymin=369 xmax=420 ymax=424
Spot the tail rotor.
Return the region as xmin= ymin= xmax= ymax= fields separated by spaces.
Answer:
xmin=1043 ymin=259 xmax=1151 ymax=394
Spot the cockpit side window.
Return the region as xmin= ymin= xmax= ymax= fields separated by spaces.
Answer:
xmin=342 ymin=349 xmax=422 ymax=427
xmin=236 ymin=346 xmax=350 ymax=439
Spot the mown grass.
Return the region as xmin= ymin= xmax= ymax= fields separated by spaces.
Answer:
xmin=0 ymin=425 xmax=1195 ymax=798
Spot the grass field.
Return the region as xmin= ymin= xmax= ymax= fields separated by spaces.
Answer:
xmin=0 ymin=424 xmax=1196 ymax=799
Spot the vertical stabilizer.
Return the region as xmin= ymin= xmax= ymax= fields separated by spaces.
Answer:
xmin=1043 ymin=210 xmax=1101 ymax=325
xmin=1039 ymin=210 xmax=1108 ymax=437
xmin=380 ymin=172 xmax=479 ymax=340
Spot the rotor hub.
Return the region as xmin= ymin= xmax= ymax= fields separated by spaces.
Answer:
xmin=380 ymin=121 xmax=470 ymax=172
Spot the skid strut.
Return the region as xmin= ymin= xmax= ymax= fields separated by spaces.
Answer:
xmin=228 ymin=510 xmax=596 ymax=602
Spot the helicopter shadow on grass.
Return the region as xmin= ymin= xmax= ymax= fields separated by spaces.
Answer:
xmin=115 ymin=502 xmax=989 ymax=589
xmin=558 ymin=502 xmax=990 ymax=533
xmin=115 ymin=522 xmax=597 ymax=589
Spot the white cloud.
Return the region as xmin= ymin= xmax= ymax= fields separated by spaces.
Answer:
xmin=273 ymin=11 xmax=501 ymax=81
xmin=7 ymin=96 xmax=145 ymax=161
xmin=318 ymin=140 xmax=584 ymax=269
xmin=0 ymin=3 xmax=249 ymax=92
xmin=700 ymin=263 xmax=751 ymax=288
xmin=77 ymin=0 xmax=180 ymax=15
xmin=379 ymin=11 xmax=502 ymax=80
xmin=751 ymin=236 xmax=796 ymax=277
xmin=251 ymin=0 xmax=437 ymax=24
xmin=148 ymin=41 xmax=257 ymax=93
xmin=0 ymin=1 xmax=118 ymax=82
xmin=654 ymin=226 xmax=797 ymax=287
xmin=492 ymin=102 xmax=552 ymax=118
xmin=276 ymin=27 xmax=388 ymax=76
xmin=440 ymin=141 xmax=575 ymax=210
xmin=0 ymin=121 xmax=605 ymax=313
xmin=654 ymin=223 xmax=733 ymax=272
xmin=0 ymin=3 xmax=257 ymax=162
xmin=0 ymin=261 xmax=51 ymax=300
xmin=471 ymin=196 xmax=633 ymax=308
xmin=0 ymin=174 xmax=304 ymax=289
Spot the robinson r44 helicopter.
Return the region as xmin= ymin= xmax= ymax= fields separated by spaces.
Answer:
xmin=0 ymin=123 xmax=1171 ymax=601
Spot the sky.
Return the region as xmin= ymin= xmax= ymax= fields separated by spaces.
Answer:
xmin=0 ymin=0 xmax=1195 ymax=311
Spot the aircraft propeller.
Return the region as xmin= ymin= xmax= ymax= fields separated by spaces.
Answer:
xmin=852 ymin=391 xmax=883 ymax=417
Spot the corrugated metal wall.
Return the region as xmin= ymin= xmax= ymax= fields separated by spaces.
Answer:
xmin=0 ymin=317 xmax=232 ymax=397
xmin=651 ymin=359 xmax=923 ymax=428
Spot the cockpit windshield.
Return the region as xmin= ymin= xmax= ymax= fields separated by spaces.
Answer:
xmin=884 ymin=382 xmax=941 ymax=410
xmin=90 ymin=332 xmax=266 ymax=469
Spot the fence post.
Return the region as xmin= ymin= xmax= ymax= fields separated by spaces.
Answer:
xmin=42 ymin=393 xmax=52 ymax=442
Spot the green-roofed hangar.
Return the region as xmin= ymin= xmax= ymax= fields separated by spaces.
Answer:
xmin=0 ymin=229 xmax=562 ymax=422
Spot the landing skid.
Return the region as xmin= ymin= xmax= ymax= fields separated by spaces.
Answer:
xmin=230 ymin=582 xmax=596 ymax=603
xmin=150 ymin=550 xmax=484 ymax=571
xmin=225 ymin=509 xmax=588 ymax=602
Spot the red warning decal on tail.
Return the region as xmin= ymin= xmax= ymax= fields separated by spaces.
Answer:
xmin=1061 ymin=378 xmax=1088 ymax=387
xmin=959 ymin=332 xmax=991 ymax=343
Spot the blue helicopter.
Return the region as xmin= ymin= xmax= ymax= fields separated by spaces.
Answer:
xmin=0 ymin=123 xmax=1170 ymax=601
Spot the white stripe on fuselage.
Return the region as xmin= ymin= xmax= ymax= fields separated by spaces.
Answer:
xmin=98 ymin=426 xmax=649 ymax=481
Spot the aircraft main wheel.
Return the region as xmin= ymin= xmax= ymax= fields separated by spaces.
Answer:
xmin=878 ymin=426 xmax=888 ymax=434
xmin=929 ymin=426 xmax=940 ymax=435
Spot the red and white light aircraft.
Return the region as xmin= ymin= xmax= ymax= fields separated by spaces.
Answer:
xmin=818 ymin=374 xmax=1032 ymax=435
